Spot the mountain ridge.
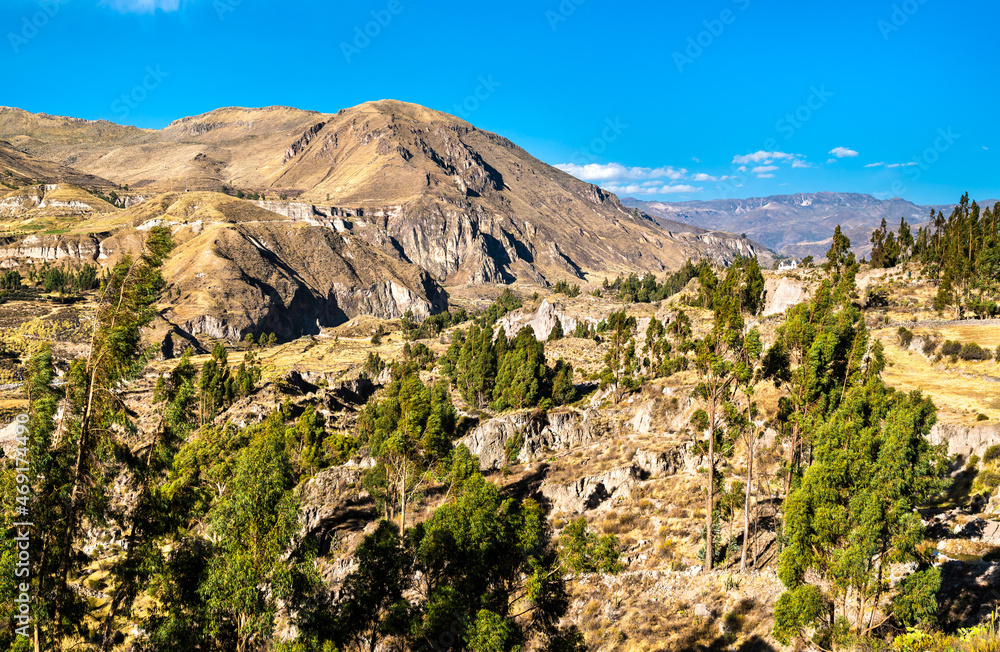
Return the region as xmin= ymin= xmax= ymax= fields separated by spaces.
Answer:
xmin=0 ymin=101 xmax=772 ymax=286
xmin=622 ymin=191 xmax=994 ymax=258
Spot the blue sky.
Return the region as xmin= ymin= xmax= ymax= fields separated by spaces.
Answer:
xmin=2 ymin=0 xmax=997 ymax=205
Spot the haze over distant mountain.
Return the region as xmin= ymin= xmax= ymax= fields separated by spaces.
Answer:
xmin=622 ymin=192 xmax=991 ymax=259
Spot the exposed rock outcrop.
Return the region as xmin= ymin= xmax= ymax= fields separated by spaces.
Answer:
xmin=763 ymin=276 xmax=811 ymax=316
xmin=541 ymin=464 xmax=643 ymax=513
xmin=928 ymin=422 xmax=1000 ymax=461
xmin=495 ymin=299 xmax=582 ymax=341
xmin=459 ymin=408 xmax=602 ymax=471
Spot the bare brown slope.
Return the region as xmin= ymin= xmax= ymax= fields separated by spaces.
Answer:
xmin=0 ymin=139 xmax=116 ymax=188
xmin=0 ymin=101 xmax=771 ymax=284
xmin=0 ymin=191 xmax=448 ymax=342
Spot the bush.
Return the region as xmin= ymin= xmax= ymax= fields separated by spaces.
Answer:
xmin=959 ymin=342 xmax=990 ymax=361
xmin=976 ymin=469 xmax=1000 ymax=493
xmin=553 ymin=280 xmax=581 ymax=298
xmin=977 ymin=413 xmax=990 ymax=422
xmin=940 ymin=340 xmax=962 ymax=357
xmin=897 ymin=326 xmax=914 ymax=348
xmin=983 ymin=444 xmax=1000 ymax=464
xmin=922 ymin=338 xmax=938 ymax=356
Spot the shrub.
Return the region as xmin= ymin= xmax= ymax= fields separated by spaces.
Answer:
xmin=940 ymin=340 xmax=962 ymax=357
xmin=976 ymin=469 xmax=1000 ymax=493
xmin=959 ymin=342 xmax=990 ymax=361
xmin=983 ymin=444 xmax=1000 ymax=465
xmin=977 ymin=413 xmax=990 ymax=422
xmin=922 ymin=338 xmax=938 ymax=356
xmin=559 ymin=517 xmax=622 ymax=574
xmin=897 ymin=326 xmax=914 ymax=348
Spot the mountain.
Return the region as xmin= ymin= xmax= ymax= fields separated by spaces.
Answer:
xmin=0 ymin=139 xmax=116 ymax=188
xmin=0 ymin=102 xmax=770 ymax=286
xmin=622 ymin=192 xmax=972 ymax=259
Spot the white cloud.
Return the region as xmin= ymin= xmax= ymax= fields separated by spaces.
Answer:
xmin=791 ymin=160 xmax=812 ymax=168
xmin=826 ymin=158 xmax=837 ymax=164
xmin=829 ymin=146 xmax=859 ymax=158
xmin=983 ymin=146 xmax=989 ymax=151
xmin=656 ymin=184 xmax=700 ymax=194
xmin=757 ymin=173 xmax=775 ymax=179
xmin=732 ymin=151 xmax=798 ymax=165
xmin=751 ymin=165 xmax=778 ymax=174
xmin=867 ymin=161 xmax=917 ymax=169
xmin=691 ymin=156 xmax=702 ymax=163
xmin=692 ymin=172 xmax=717 ymax=181
xmin=102 ymin=0 xmax=183 ymax=12
xmin=601 ymin=183 xmax=701 ymax=196
xmin=554 ymin=163 xmax=687 ymax=182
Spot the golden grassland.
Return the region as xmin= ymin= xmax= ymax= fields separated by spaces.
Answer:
xmin=877 ymin=324 xmax=1000 ymax=424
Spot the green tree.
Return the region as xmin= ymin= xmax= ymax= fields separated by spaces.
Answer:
xmin=493 ymin=327 xmax=547 ymax=411
xmin=691 ymin=258 xmax=765 ymax=572
xmin=52 ymin=226 xmax=173 ymax=635
xmin=599 ymin=310 xmax=638 ymax=402
xmin=201 ymin=415 xmax=303 ymax=652
xmin=335 ymin=520 xmax=413 ymax=652
xmin=100 ymin=347 xmax=199 ymax=650
xmin=411 ymin=473 xmax=572 ymax=650
xmin=359 ymin=370 xmax=457 ymax=532
xmin=454 ymin=323 xmax=498 ymax=409
xmin=548 ymin=359 xmax=577 ymax=406
xmin=558 ymin=517 xmax=622 ymax=574
xmin=774 ymin=379 xmax=946 ymax=647
xmin=825 ymin=225 xmax=855 ymax=274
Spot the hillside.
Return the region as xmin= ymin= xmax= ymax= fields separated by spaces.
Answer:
xmin=0 ymin=139 xmax=116 ymax=188
xmin=0 ymin=101 xmax=772 ymax=286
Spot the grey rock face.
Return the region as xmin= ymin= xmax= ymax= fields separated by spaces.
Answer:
xmin=495 ymin=299 xmax=582 ymax=341
xmin=459 ymin=408 xmax=601 ymax=471
xmin=928 ymin=423 xmax=1000 ymax=461
xmin=540 ymin=464 xmax=643 ymax=514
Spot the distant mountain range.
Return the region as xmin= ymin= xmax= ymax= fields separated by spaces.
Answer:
xmin=623 ymin=192 xmax=998 ymax=259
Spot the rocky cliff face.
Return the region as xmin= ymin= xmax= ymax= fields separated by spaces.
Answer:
xmin=0 ymin=233 xmax=104 ymax=264
xmin=495 ymin=299 xmax=582 ymax=341
xmin=1 ymin=101 xmax=776 ymax=287
xmin=0 ymin=192 xmax=449 ymax=343
xmin=459 ymin=408 xmax=604 ymax=471
xmin=928 ymin=422 xmax=1000 ymax=461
